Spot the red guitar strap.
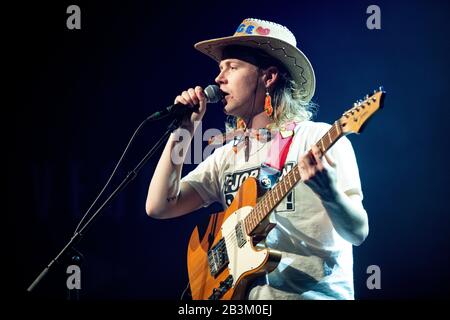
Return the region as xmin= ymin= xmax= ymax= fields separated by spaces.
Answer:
xmin=259 ymin=122 xmax=296 ymax=190
xmin=264 ymin=122 xmax=297 ymax=171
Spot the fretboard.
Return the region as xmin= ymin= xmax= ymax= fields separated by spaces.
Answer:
xmin=244 ymin=121 xmax=344 ymax=235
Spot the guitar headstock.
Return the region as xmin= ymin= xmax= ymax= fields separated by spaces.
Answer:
xmin=339 ymin=87 xmax=386 ymax=134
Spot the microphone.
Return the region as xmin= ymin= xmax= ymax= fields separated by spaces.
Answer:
xmin=147 ymin=85 xmax=223 ymax=121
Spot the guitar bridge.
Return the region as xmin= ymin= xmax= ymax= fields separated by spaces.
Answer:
xmin=208 ymin=238 xmax=229 ymax=277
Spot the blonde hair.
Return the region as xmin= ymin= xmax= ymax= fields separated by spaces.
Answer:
xmin=268 ymin=70 xmax=318 ymax=129
xmin=225 ymin=70 xmax=318 ymax=132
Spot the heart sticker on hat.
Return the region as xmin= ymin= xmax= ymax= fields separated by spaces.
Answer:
xmin=256 ymin=26 xmax=270 ymax=35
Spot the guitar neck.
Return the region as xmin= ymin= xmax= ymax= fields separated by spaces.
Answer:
xmin=244 ymin=121 xmax=345 ymax=235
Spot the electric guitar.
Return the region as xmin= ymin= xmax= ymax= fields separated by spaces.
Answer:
xmin=187 ymin=88 xmax=386 ymax=300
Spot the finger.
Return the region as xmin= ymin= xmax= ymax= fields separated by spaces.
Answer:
xmin=301 ymin=159 xmax=315 ymax=181
xmin=298 ymin=152 xmax=315 ymax=175
xmin=195 ymin=86 xmax=206 ymax=102
xmin=311 ymin=149 xmax=326 ymax=173
xmin=311 ymin=145 xmax=323 ymax=161
xmin=309 ymin=151 xmax=318 ymax=167
xmin=174 ymin=95 xmax=189 ymax=105
xmin=298 ymin=161 xmax=307 ymax=180
xmin=316 ymin=159 xmax=325 ymax=172
xmin=188 ymin=88 xmax=199 ymax=105
xmin=181 ymin=90 xmax=194 ymax=106
xmin=311 ymin=145 xmax=322 ymax=156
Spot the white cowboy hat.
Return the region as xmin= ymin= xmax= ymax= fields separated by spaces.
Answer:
xmin=195 ymin=18 xmax=316 ymax=102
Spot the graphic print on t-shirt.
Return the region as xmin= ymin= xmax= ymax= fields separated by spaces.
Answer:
xmin=223 ymin=161 xmax=296 ymax=212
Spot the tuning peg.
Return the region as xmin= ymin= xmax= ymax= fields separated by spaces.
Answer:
xmin=379 ymin=85 xmax=384 ymax=92
xmin=364 ymin=94 xmax=369 ymax=100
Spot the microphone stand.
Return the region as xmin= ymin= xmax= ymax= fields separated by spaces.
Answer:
xmin=27 ymin=117 xmax=181 ymax=294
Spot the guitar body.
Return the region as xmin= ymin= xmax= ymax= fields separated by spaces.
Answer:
xmin=187 ymin=177 xmax=281 ymax=300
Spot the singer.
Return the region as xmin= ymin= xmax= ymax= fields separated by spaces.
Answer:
xmin=146 ymin=18 xmax=369 ymax=300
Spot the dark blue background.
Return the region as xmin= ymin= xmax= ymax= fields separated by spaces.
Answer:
xmin=9 ymin=0 xmax=450 ymax=300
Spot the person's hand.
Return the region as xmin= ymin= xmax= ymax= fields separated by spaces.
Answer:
xmin=298 ymin=145 xmax=338 ymax=202
xmin=174 ymin=86 xmax=207 ymax=130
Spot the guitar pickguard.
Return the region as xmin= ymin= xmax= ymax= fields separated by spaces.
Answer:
xmin=221 ymin=206 xmax=270 ymax=288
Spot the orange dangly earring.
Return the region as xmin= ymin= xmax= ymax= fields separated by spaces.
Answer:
xmin=264 ymin=88 xmax=273 ymax=117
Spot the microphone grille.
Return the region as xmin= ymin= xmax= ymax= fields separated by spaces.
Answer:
xmin=204 ymin=85 xmax=223 ymax=103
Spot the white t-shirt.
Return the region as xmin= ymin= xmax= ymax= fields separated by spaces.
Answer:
xmin=181 ymin=121 xmax=364 ymax=300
